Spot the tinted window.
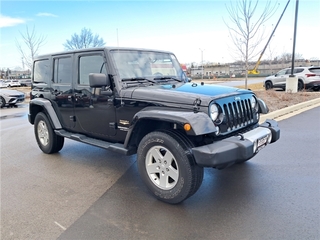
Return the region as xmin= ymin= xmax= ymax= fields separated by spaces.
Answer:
xmin=79 ymin=55 xmax=106 ymax=85
xmin=53 ymin=57 xmax=72 ymax=84
xmin=294 ymin=68 xmax=304 ymax=73
xmin=33 ymin=59 xmax=49 ymax=83
xmin=309 ymin=67 xmax=320 ymax=74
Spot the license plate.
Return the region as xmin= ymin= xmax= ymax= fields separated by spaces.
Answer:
xmin=257 ymin=135 xmax=268 ymax=148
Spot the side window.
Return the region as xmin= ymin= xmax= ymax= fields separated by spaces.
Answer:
xmin=33 ymin=59 xmax=49 ymax=83
xmin=294 ymin=68 xmax=303 ymax=73
xmin=79 ymin=55 xmax=107 ymax=85
xmin=53 ymin=57 xmax=72 ymax=84
xmin=277 ymin=69 xmax=286 ymax=75
xmin=285 ymin=69 xmax=291 ymax=74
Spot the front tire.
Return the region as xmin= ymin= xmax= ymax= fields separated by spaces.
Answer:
xmin=0 ymin=96 xmax=6 ymax=108
xmin=137 ymin=131 xmax=204 ymax=204
xmin=265 ymin=81 xmax=273 ymax=90
xmin=34 ymin=112 xmax=64 ymax=154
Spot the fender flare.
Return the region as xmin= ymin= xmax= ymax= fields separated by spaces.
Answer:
xmin=135 ymin=109 xmax=216 ymax=135
xmin=257 ymin=98 xmax=269 ymax=114
xmin=124 ymin=108 xmax=217 ymax=148
xmin=29 ymin=98 xmax=62 ymax=129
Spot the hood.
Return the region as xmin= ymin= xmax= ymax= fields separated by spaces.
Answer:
xmin=0 ymin=89 xmax=25 ymax=95
xmin=126 ymin=82 xmax=251 ymax=106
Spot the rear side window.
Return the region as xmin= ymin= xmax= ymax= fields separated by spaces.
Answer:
xmin=33 ymin=59 xmax=49 ymax=83
xmin=53 ymin=57 xmax=72 ymax=84
xmin=78 ymin=55 xmax=106 ymax=85
xmin=284 ymin=69 xmax=291 ymax=74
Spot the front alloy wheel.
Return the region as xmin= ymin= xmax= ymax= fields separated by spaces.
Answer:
xmin=0 ymin=96 xmax=6 ymax=108
xmin=265 ymin=81 xmax=273 ymax=90
xmin=145 ymin=145 xmax=179 ymax=190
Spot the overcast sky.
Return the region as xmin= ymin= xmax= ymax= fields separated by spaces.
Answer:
xmin=1 ymin=0 xmax=319 ymax=70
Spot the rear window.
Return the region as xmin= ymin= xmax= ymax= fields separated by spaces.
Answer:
xmin=309 ymin=67 xmax=320 ymax=74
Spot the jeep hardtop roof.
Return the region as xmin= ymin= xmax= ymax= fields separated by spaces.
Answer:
xmin=33 ymin=47 xmax=175 ymax=60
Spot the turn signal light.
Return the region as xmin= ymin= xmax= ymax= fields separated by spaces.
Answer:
xmin=184 ymin=123 xmax=191 ymax=131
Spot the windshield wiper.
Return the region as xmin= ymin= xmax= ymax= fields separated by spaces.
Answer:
xmin=153 ymin=76 xmax=182 ymax=82
xmin=122 ymin=77 xmax=156 ymax=83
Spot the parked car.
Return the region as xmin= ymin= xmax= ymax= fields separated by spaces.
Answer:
xmin=264 ymin=66 xmax=320 ymax=91
xmin=5 ymin=79 xmax=21 ymax=87
xmin=0 ymin=80 xmax=7 ymax=88
xmin=18 ymin=79 xmax=32 ymax=87
xmin=0 ymin=89 xmax=25 ymax=108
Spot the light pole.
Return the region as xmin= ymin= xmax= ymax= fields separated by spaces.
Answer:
xmin=199 ymin=48 xmax=204 ymax=79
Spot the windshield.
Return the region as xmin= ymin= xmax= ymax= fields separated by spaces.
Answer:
xmin=110 ymin=50 xmax=187 ymax=83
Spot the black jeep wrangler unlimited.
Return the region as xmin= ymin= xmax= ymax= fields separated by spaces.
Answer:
xmin=29 ymin=47 xmax=280 ymax=204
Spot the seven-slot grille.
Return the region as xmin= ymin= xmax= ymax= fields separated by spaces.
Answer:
xmin=222 ymin=98 xmax=254 ymax=132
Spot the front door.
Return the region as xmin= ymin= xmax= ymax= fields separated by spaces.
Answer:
xmin=73 ymin=53 xmax=116 ymax=138
xmin=274 ymin=69 xmax=288 ymax=87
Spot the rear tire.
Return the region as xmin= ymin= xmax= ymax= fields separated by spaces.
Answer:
xmin=298 ymin=80 xmax=304 ymax=91
xmin=137 ymin=131 xmax=204 ymax=204
xmin=34 ymin=112 xmax=64 ymax=154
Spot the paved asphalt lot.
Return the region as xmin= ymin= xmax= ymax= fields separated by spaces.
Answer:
xmin=1 ymin=103 xmax=320 ymax=240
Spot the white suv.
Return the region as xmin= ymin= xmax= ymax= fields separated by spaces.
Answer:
xmin=4 ymin=79 xmax=21 ymax=87
xmin=264 ymin=66 xmax=320 ymax=91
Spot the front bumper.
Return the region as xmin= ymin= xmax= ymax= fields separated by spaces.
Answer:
xmin=192 ymin=119 xmax=280 ymax=168
xmin=8 ymin=96 xmax=25 ymax=104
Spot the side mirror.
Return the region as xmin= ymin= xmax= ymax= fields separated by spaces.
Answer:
xmin=89 ymin=73 xmax=110 ymax=88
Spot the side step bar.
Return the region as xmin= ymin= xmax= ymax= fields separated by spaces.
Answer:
xmin=55 ymin=129 xmax=132 ymax=155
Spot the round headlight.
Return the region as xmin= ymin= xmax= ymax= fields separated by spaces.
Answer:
xmin=251 ymin=96 xmax=257 ymax=109
xmin=209 ymin=104 xmax=219 ymax=121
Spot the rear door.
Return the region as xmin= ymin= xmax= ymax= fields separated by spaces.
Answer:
xmin=51 ymin=54 xmax=75 ymax=130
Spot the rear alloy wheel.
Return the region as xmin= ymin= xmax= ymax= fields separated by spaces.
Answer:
xmin=34 ymin=112 xmax=64 ymax=154
xmin=137 ymin=131 xmax=204 ymax=204
xmin=298 ymin=80 xmax=304 ymax=91
xmin=0 ymin=96 xmax=6 ymax=108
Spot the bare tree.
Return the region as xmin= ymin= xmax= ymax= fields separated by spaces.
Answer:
xmin=224 ymin=0 xmax=278 ymax=88
xmin=280 ymin=52 xmax=303 ymax=62
xmin=16 ymin=26 xmax=46 ymax=70
xmin=63 ymin=28 xmax=106 ymax=50
xmin=265 ymin=42 xmax=277 ymax=74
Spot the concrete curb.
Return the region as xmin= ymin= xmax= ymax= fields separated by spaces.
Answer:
xmin=260 ymin=97 xmax=320 ymax=123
